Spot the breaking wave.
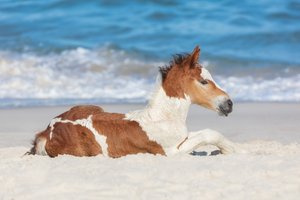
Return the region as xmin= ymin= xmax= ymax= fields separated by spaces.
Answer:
xmin=0 ymin=47 xmax=299 ymax=108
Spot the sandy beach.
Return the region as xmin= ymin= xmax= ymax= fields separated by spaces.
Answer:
xmin=0 ymin=103 xmax=300 ymax=199
xmin=1 ymin=0 xmax=299 ymax=199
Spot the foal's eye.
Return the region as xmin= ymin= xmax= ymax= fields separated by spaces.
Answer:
xmin=200 ymin=80 xmax=208 ymax=85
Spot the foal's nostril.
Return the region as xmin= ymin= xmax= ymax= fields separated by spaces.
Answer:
xmin=227 ymin=99 xmax=233 ymax=107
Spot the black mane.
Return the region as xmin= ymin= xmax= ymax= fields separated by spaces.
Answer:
xmin=159 ymin=53 xmax=190 ymax=81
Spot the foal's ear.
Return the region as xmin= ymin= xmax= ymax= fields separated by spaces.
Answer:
xmin=184 ymin=46 xmax=200 ymax=68
xmin=190 ymin=46 xmax=200 ymax=65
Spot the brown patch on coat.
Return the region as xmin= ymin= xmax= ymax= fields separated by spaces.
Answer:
xmin=45 ymin=123 xmax=102 ymax=157
xmin=92 ymin=113 xmax=165 ymax=158
xmin=57 ymin=105 xmax=104 ymax=120
xmin=159 ymin=46 xmax=202 ymax=98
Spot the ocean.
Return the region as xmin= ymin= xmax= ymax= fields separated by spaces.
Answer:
xmin=0 ymin=0 xmax=300 ymax=108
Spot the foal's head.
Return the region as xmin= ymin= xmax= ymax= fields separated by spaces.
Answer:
xmin=159 ymin=46 xmax=233 ymax=116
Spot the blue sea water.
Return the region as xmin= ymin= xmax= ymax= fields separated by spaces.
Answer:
xmin=0 ymin=0 xmax=300 ymax=107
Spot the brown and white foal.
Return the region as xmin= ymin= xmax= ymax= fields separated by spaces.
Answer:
xmin=29 ymin=46 xmax=239 ymax=158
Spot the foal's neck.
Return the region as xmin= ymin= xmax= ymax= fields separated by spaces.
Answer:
xmin=126 ymin=83 xmax=191 ymax=123
xmin=148 ymin=86 xmax=191 ymax=121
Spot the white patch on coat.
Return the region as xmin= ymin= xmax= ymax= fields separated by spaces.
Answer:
xmin=201 ymin=67 xmax=229 ymax=110
xmin=49 ymin=115 xmax=108 ymax=156
xmin=200 ymin=67 xmax=224 ymax=90
xmin=125 ymin=76 xmax=191 ymax=155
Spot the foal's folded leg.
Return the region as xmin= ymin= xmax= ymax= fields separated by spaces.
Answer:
xmin=178 ymin=129 xmax=245 ymax=154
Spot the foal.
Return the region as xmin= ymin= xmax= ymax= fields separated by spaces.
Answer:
xmin=30 ymin=46 xmax=239 ymax=158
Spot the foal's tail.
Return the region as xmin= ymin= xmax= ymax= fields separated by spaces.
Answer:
xmin=24 ymin=132 xmax=48 ymax=156
xmin=23 ymin=141 xmax=37 ymax=157
xmin=23 ymin=146 xmax=35 ymax=156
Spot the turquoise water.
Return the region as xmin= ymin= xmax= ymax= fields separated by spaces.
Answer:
xmin=0 ymin=0 xmax=300 ymax=107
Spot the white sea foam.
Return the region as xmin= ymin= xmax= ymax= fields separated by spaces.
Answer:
xmin=0 ymin=48 xmax=162 ymax=100
xmin=0 ymin=48 xmax=299 ymax=108
xmin=216 ymin=75 xmax=300 ymax=102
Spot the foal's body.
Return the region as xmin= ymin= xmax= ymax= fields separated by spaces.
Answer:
xmin=31 ymin=46 xmax=238 ymax=158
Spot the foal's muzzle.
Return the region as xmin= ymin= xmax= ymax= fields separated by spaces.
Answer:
xmin=218 ymin=99 xmax=233 ymax=116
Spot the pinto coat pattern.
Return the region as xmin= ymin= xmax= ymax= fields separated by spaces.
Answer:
xmin=30 ymin=46 xmax=240 ymax=158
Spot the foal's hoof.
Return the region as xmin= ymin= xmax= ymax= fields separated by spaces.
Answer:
xmin=210 ymin=150 xmax=221 ymax=156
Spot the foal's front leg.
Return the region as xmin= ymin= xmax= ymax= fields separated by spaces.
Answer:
xmin=178 ymin=129 xmax=241 ymax=155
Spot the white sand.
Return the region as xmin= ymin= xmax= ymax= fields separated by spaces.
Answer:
xmin=0 ymin=103 xmax=300 ymax=199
